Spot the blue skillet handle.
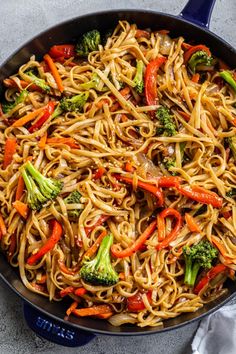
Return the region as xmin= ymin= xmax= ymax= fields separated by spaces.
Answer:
xmin=180 ymin=0 xmax=216 ymax=28
xmin=23 ymin=302 xmax=95 ymax=347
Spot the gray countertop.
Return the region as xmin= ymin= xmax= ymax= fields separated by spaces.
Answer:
xmin=0 ymin=0 xmax=235 ymax=353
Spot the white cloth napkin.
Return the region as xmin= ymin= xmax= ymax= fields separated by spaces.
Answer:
xmin=192 ymin=303 xmax=236 ymax=354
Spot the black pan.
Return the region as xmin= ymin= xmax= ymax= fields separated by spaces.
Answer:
xmin=0 ymin=0 xmax=235 ymax=347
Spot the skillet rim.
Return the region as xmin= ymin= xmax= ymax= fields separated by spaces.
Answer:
xmin=0 ymin=8 xmax=236 ymax=335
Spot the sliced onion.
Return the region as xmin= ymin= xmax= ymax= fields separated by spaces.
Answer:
xmin=108 ymin=313 xmax=136 ymax=326
xmin=136 ymin=153 xmax=160 ymax=178
xmin=158 ymin=34 xmax=173 ymax=55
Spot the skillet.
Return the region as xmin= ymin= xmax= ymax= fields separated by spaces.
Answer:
xmin=0 ymin=0 xmax=236 ymax=347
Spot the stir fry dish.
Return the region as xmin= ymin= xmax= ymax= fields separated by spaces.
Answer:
xmin=0 ymin=21 xmax=236 ymax=327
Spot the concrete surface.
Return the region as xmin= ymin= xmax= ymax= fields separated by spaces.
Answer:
xmin=0 ymin=0 xmax=235 ymax=353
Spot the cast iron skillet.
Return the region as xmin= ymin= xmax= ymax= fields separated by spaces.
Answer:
xmin=0 ymin=0 xmax=236 ymax=347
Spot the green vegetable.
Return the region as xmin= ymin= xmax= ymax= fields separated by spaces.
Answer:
xmin=133 ymin=60 xmax=144 ymax=94
xmin=188 ymin=51 xmax=213 ymax=73
xmin=2 ymin=90 xmax=28 ymax=114
xmin=21 ymin=161 xmax=63 ymax=211
xmin=227 ymin=136 xmax=236 ymax=161
xmin=163 ymin=156 xmax=177 ymax=175
xmin=156 ymin=106 xmax=177 ymax=137
xmin=80 ymin=234 xmax=119 ymax=286
xmin=60 ymin=92 xmax=89 ymax=112
xmin=219 ymin=70 xmax=236 ymax=92
xmin=80 ymin=73 xmax=100 ymax=90
xmin=226 ymin=188 xmax=236 ymax=198
xmin=183 ymin=240 xmax=218 ymax=287
xmin=25 ymin=70 xmax=50 ymax=92
xmin=64 ymin=190 xmax=82 ymax=218
xmin=51 ymin=105 xmax=62 ymax=119
xmin=76 ymin=30 xmax=101 ymax=56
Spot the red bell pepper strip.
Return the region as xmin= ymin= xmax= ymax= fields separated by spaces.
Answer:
xmin=74 ymin=287 xmax=87 ymax=296
xmin=144 ymin=56 xmax=167 ymax=108
xmin=194 ymin=264 xmax=228 ymax=295
xmin=93 ymin=167 xmax=106 ymax=180
xmin=183 ymin=45 xmax=211 ymax=64
xmin=156 ymin=208 xmax=183 ymax=250
xmin=127 ymin=290 xmax=152 ymax=312
xmin=84 ymin=215 xmax=110 ymax=236
xmin=157 ymin=176 xmax=181 ymax=188
xmin=49 ymin=45 xmax=75 ymax=59
xmin=28 ymin=101 xmax=55 ymax=133
xmin=111 ymin=220 xmax=157 ymax=258
xmin=60 ymin=286 xmax=75 ymax=298
xmin=177 ymin=185 xmax=223 ymax=208
xmin=27 ymin=220 xmax=63 ymax=265
xmin=114 ymin=174 xmax=164 ymax=207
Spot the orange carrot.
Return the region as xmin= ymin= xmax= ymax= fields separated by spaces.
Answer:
xmin=185 ymin=213 xmax=201 ymax=233
xmin=157 ymin=214 xmax=165 ymax=241
xmin=119 ymin=272 xmax=125 ymax=280
xmin=66 ymin=301 xmax=79 ymax=316
xmin=72 ymin=304 xmax=112 ymax=317
xmin=46 ymin=137 xmax=80 ymax=148
xmin=60 ymin=286 xmax=75 ymax=298
xmin=12 ymin=200 xmax=29 ymax=219
xmin=211 ymin=237 xmax=235 ymax=264
xmin=96 ymin=99 xmax=110 ymax=109
xmin=192 ymin=73 xmax=200 ymax=83
xmin=177 ymin=110 xmax=191 ymax=122
xmin=58 ymin=260 xmax=78 ymax=275
xmin=3 ymin=78 xmax=42 ymax=92
xmin=0 ymin=214 xmax=7 ymax=239
xmin=38 ymin=132 xmax=48 ymax=149
xmin=95 ymin=312 xmax=113 ymax=319
xmin=232 ymin=118 xmax=236 ymax=126
xmin=121 ymin=114 xmax=128 ymax=122
xmin=3 ymin=138 xmax=17 ymax=169
xmin=11 ymin=107 xmax=45 ymax=127
xmin=15 ymin=175 xmax=25 ymax=201
xmin=43 ymin=54 xmax=64 ymax=93
xmin=83 ymin=230 xmax=107 ymax=260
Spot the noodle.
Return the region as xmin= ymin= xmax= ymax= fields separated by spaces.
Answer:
xmin=0 ymin=20 xmax=235 ymax=328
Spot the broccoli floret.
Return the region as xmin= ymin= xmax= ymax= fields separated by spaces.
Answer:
xmin=25 ymin=70 xmax=50 ymax=92
xmin=188 ymin=51 xmax=213 ymax=73
xmin=227 ymin=136 xmax=236 ymax=161
xmin=80 ymin=234 xmax=119 ymax=286
xmin=183 ymin=240 xmax=218 ymax=287
xmin=2 ymin=90 xmax=28 ymax=114
xmin=219 ymin=71 xmax=236 ymax=92
xmin=60 ymin=92 xmax=89 ymax=112
xmin=51 ymin=104 xmax=62 ymax=119
xmin=156 ymin=106 xmax=177 ymax=136
xmin=21 ymin=161 xmax=63 ymax=210
xmin=64 ymin=190 xmax=82 ymax=218
xmin=133 ymin=60 xmax=144 ymax=94
xmin=163 ymin=156 xmax=177 ymax=175
xmin=76 ymin=30 xmax=101 ymax=56
xmin=226 ymin=188 xmax=236 ymax=198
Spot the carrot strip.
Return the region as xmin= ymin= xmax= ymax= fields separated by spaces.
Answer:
xmin=15 ymin=175 xmax=25 ymax=201
xmin=38 ymin=132 xmax=48 ymax=150
xmin=43 ymin=54 xmax=64 ymax=93
xmin=135 ymin=29 xmax=151 ymax=39
xmin=66 ymin=301 xmax=79 ymax=316
xmin=83 ymin=230 xmax=107 ymax=260
xmin=72 ymin=304 xmax=112 ymax=317
xmin=37 ymin=274 xmax=47 ymax=284
xmin=12 ymin=200 xmax=29 ymax=219
xmin=0 ymin=214 xmax=7 ymax=239
xmin=46 ymin=137 xmax=80 ymax=149
xmin=192 ymin=73 xmax=200 ymax=83
xmin=185 ymin=213 xmax=201 ymax=233
xmin=96 ymin=99 xmax=110 ymax=109
xmin=124 ymin=162 xmax=135 ymax=173
xmin=157 ymin=214 xmax=165 ymax=241
xmin=111 ymin=220 xmax=157 ymax=258
xmin=3 ymin=78 xmax=42 ymax=92
xmin=211 ymin=237 xmax=236 ymax=264
xmin=11 ymin=107 xmax=45 ymax=127
xmin=119 ymin=272 xmax=125 ymax=280
xmin=95 ymin=312 xmax=113 ymax=319
xmin=3 ymin=138 xmax=17 ymax=169
xmin=58 ymin=260 xmax=78 ymax=275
